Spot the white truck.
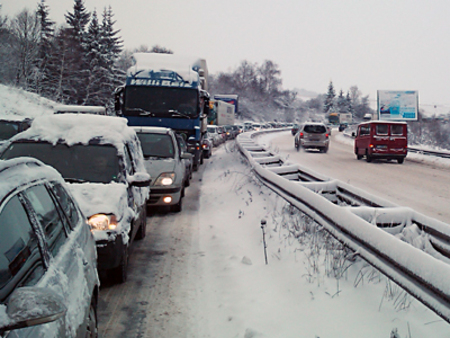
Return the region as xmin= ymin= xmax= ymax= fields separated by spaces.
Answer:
xmin=215 ymin=100 xmax=235 ymax=126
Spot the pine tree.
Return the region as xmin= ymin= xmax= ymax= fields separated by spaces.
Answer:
xmin=64 ymin=0 xmax=91 ymax=104
xmin=33 ymin=0 xmax=55 ymax=95
xmin=336 ymin=89 xmax=347 ymax=114
xmin=324 ymin=81 xmax=335 ymax=113
xmin=84 ymin=10 xmax=104 ymax=105
xmin=346 ymin=91 xmax=354 ymax=116
xmin=99 ymin=6 xmax=124 ymax=107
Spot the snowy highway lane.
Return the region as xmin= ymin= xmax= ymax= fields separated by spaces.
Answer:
xmin=257 ymin=130 xmax=450 ymax=224
xmin=97 ymin=141 xmax=450 ymax=338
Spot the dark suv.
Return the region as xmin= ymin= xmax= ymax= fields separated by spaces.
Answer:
xmin=0 ymin=157 xmax=99 ymax=337
xmin=1 ymin=114 xmax=150 ymax=283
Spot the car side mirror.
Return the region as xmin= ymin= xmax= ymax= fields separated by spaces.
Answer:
xmin=352 ymin=132 xmax=356 ymax=137
xmin=128 ymin=172 xmax=151 ymax=187
xmin=0 ymin=287 xmax=66 ymax=334
xmin=181 ymin=152 xmax=194 ymax=160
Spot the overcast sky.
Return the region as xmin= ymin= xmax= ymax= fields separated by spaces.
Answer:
xmin=2 ymin=0 xmax=450 ymax=106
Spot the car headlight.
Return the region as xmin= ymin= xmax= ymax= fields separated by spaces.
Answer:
xmin=154 ymin=172 xmax=175 ymax=186
xmin=88 ymin=214 xmax=118 ymax=231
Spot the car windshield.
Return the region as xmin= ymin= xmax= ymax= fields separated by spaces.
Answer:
xmin=0 ymin=121 xmax=19 ymax=141
xmin=1 ymin=142 xmax=120 ymax=184
xmin=137 ymin=133 xmax=175 ymax=159
xmin=207 ymin=126 xmax=217 ymax=133
xmin=304 ymin=125 xmax=327 ymax=134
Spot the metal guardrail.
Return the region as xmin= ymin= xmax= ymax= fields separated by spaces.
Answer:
xmin=342 ymin=130 xmax=450 ymax=159
xmin=237 ymin=129 xmax=450 ymax=324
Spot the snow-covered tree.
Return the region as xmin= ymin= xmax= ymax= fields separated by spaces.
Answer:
xmin=99 ymin=6 xmax=124 ymax=106
xmin=10 ymin=9 xmax=39 ymax=89
xmin=336 ymin=89 xmax=347 ymax=114
xmin=33 ymin=0 xmax=55 ymax=95
xmin=323 ymin=81 xmax=335 ymax=113
xmin=63 ymin=0 xmax=91 ymax=104
xmin=346 ymin=91 xmax=354 ymax=116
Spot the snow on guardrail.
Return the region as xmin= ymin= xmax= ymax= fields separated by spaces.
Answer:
xmin=236 ymin=128 xmax=450 ymax=324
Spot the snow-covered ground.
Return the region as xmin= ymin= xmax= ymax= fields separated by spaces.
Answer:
xmin=0 ymin=84 xmax=56 ymax=117
xmin=2 ymin=84 xmax=450 ymax=337
xmin=194 ymin=142 xmax=450 ymax=337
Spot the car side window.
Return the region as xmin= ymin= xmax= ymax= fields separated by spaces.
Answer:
xmin=0 ymin=195 xmax=45 ymax=293
xmin=51 ymin=182 xmax=81 ymax=230
xmin=123 ymin=145 xmax=135 ymax=176
xmin=24 ymin=185 xmax=67 ymax=257
xmin=359 ymin=125 xmax=370 ymax=136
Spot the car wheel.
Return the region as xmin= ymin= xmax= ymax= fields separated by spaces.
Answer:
xmin=200 ymin=153 xmax=204 ymax=165
xmin=322 ymin=147 xmax=328 ymax=153
xmin=85 ymin=298 xmax=98 ymax=338
xmin=356 ymin=148 xmax=363 ymax=160
xmin=366 ymin=150 xmax=372 ymax=162
xmin=135 ymin=207 xmax=147 ymax=240
xmin=397 ymin=158 xmax=404 ymax=164
xmin=185 ymin=176 xmax=190 ymax=187
xmin=171 ymin=197 xmax=182 ymax=213
xmin=111 ymin=246 xmax=128 ymax=284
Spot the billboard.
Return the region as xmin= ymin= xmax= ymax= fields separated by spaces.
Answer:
xmin=377 ymin=90 xmax=418 ymax=121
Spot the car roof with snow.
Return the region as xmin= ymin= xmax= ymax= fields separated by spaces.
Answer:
xmin=10 ymin=113 xmax=138 ymax=149
xmin=0 ymin=157 xmax=64 ymax=202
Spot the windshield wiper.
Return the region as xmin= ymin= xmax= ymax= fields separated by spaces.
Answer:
xmin=168 ymin=110 xmax=191 ymax=119
xmin=65 ymin=178 xmax=88 ymax=183
xmin=127 ymin=108 xmax=153 ymax=116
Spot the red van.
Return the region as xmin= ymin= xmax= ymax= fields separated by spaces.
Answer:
xmin=353 ymin=121 xmax=408 ymax=164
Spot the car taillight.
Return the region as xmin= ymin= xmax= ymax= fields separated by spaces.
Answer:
xmin=325 ymin=133 xmax=329 ymax=138
xmin=300 ymin=132 xmax=304 ymax=138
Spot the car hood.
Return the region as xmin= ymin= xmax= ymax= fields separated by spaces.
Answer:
xmin=67 ymin=182 xmax=134 ymax=237
xmin=143 ymin=158 xmax=177 ymax=184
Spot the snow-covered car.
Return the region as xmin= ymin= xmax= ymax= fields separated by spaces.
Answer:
xmin=0 ymin=116 xmax=32 ymax=150
xmin=0 ymin=114 xmax=150 ymax=283
xmin=294 ymin=122 xmax=330 ymax=153
xmin=134 ymin=126 xmax=190 ymax=212
xmin=206 ymin=125 xmax=221 ymax=147
xmin=0 ymin=157 xmax=99 ymax=337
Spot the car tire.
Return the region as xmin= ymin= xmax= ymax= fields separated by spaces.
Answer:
xmin=135 ymin=207 xmax=147 ymax=240
xmin=111 ymin=246 xmax=128 ymax=284
xmin=397 ymin=158 xmax=404 ymax=164
xmin=185 ymin=176 xmax=190 ymax=187
xmin=356 ymin=148 xmax=363 ymax=160
xmin=322 ymin=147 xmax=328 ymax=153
xmin=366 ymin=150 xmax=372 ymax=162
xmin=86 ymin=298 xmax=98 ymax=338
xmin=171 ymin=197 xmax=182 ymax=213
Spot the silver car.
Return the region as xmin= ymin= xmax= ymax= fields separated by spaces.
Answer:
xmin=0 ymin=157 xmax=99 ymax=337
xmin=134 ymin=126 xmax=191 ymax=212
xmin=294 ymin=122 xmax=330 ymax=153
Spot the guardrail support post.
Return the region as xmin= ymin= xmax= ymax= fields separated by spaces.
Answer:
xmin=261 ymin=219 xmax=268 ymax=265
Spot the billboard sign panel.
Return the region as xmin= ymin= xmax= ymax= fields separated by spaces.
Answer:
xmin=377 ymin=90 xmax=418 ymax=121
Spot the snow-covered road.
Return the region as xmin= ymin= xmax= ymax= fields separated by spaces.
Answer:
xmin=257 ymin=130 xmax=450 ymax=224
xmin=98 ymin=140 xmax=450 ymax=338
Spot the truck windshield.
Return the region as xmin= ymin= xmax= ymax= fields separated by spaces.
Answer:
xmin=124 ymin=87 xmax=198 ymax=118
